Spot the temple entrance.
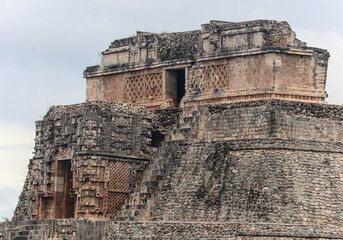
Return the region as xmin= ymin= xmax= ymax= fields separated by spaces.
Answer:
xmin=176 ymin=69 xmax=185 ymax=103
xmin=164 ymin=68 xmax=186 ymax=105
xmin=55 ymin=160 xmax=75 ymax=219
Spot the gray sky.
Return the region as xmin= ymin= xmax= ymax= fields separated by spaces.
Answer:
xmin=1 ymin=0 xmax=343 ymax=220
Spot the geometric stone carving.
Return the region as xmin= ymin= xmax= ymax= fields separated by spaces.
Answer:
xmin=124 ymin=72 xmax=163 ymax=101
xmin=193 ymin=63 xmax=229 ymax=93
xmin=106 ymin=161 xmax=131 ymax=219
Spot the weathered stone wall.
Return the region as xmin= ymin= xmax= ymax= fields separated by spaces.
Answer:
xmin=5 ymin=100 xmax=343 ymax=239
xmin=3 ymin=18 xmax=343 ymax=240
xmin=86 ymin=67 xmax=166 ymax=108
xmin=85 ymin=20 xmax=329 ymax=107
xmin=2 ymin=219 xmax=343 ymax=239
xmin=186 ymin=53 xmax=327 ymax=105
xmin=12 ymin=102 xmax=152 ymax=221
xmin=141 ymin=143 xmax=343 ymax=225
xmin=200 ymin=20 xmax=300 ymax=52
xmin=105 ymin=221 xmax=343 ymax=239
xmin=168 ymin=100 xmax=343 ymax=144
xmin=0 ymin=219 xmax=106 ymax=240
xmin=111 ymin=100 xmax=343 ymax=238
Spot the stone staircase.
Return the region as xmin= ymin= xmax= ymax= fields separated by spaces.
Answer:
xmin=115 ymin=106 xmax=202 ymax=221
xmin=0 ymin=219 xmax=106 ymax=240
xmin=1 ymin=221 xmax=52 ymax=240
xmin=115 ymin=141 xmax=180 ymax=221
xmin=168 ymin=107 xmax=202 ymax=141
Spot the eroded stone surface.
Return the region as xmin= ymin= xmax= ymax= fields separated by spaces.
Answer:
xmin=5 ymin=100 xmax=343 ymax=239
xmin=1 ymin=20 xmax=343 ymax=239
xmin=85 ymin=20 xmax=329 ymax=107
xmin=12 ymin=102 xmax=151 ymax=221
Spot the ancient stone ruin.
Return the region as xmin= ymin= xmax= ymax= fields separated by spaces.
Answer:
xmin=1 ymin=20 xmax=343 ymax=239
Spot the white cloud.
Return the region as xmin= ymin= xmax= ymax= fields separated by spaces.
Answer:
xmin=0 ymin=187 xmax=21 ymax=220
xmin=0 ymin=121 xmax=33 ymax=189
xmin=0 ymin=121 xmax=34 ymax=147
xmin=0 ymin=147 xmax=31 ymax=189
xmin=0 ymin=121 xmax=34 ymax=219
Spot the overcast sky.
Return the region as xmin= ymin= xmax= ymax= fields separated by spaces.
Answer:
xmin=1 ymin=0 xmax=343 ymax=220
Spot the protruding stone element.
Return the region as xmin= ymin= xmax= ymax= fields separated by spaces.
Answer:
xmin=12 ymin=102 xmax=151 ymax=221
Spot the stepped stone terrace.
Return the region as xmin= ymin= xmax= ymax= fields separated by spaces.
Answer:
xmin=2 ymin=20 xmax=343 ymax=240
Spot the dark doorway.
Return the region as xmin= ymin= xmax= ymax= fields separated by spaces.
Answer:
xmin=165 ymin=68 xmax=186 ymax=105
xmin=151 ymin=130 xmax=165 ymax=147
xmin=176 ymin=69 xmax=185 ymax=104
xmin=56 ymin=160 xmax=75 ymax=219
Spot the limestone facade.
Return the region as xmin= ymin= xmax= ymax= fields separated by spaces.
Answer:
xmin=85 ymin=20 xmax=329 ymax=108
xmin=2 ymin=20 xmax=343 ymax=239
xmin=7 ymin=100 xmax=343 ymax=239
xmin=12 ymin=102 xmax=151 ymax=221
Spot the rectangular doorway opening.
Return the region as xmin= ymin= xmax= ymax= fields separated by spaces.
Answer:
xmin=176 ymin=69 xmax=185 ymax=103
xmin=165 ymin=68 xmax=186 ymax=105
xmin=56 ymin=160 xmax=75 ymax=219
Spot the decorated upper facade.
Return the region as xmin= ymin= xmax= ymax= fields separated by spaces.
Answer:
xmin=84 ymin=20 xmax=329 ymax=109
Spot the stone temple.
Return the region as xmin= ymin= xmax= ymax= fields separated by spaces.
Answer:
xmin=1 ymin=20 xmax=343 ymax=239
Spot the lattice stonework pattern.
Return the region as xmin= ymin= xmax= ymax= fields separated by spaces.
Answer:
xmin=107 ymin=192 xmax=127 ymax=219
xmin=124 ymin=72 xmax=163 ymax=101
xmin=193 ymin=64 xmax=229 ymax=93
xmin=106 ymin=161 xmax=132 ymax=219
xmin=108 ymin=161 xmax=131 ymax=192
